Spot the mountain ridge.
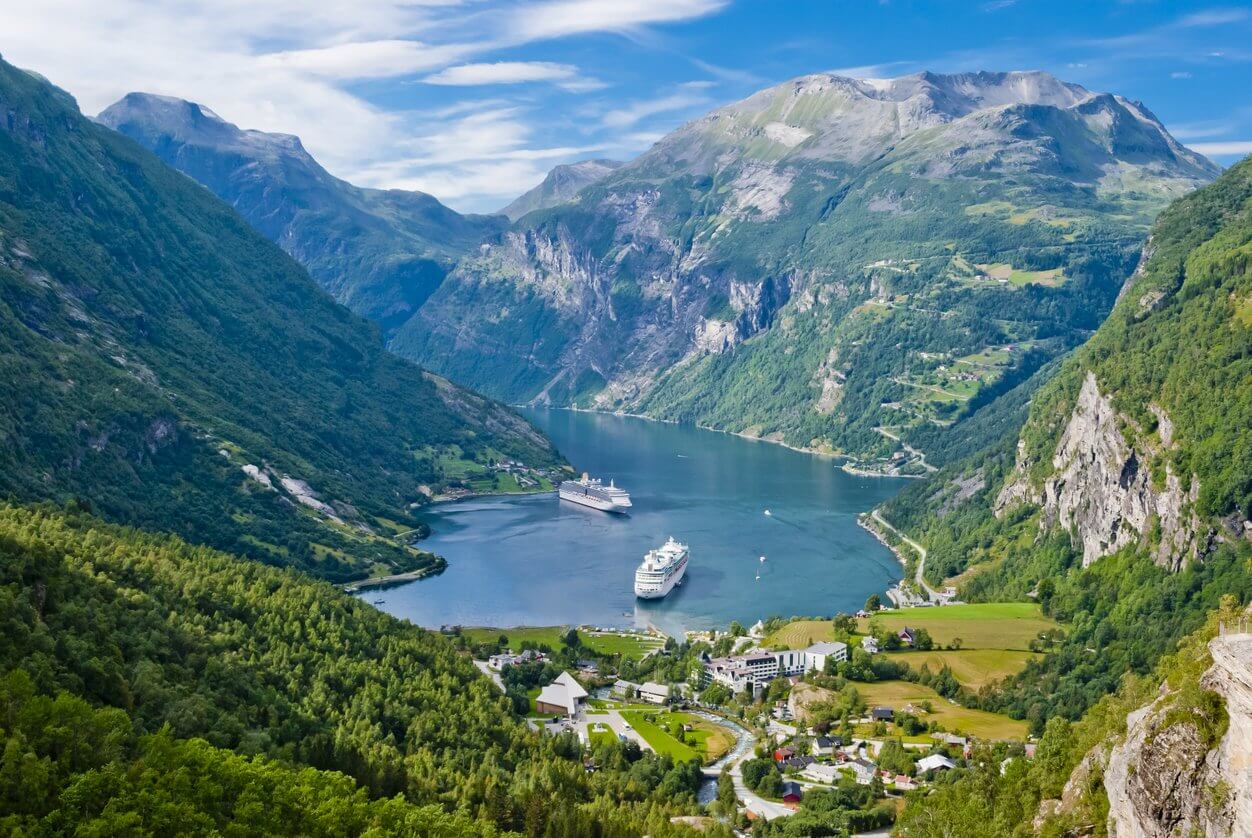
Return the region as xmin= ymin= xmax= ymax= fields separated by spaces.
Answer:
xmin=400 ymin=69 xmax=1217 ymax=468
xmin=0 ymin=56 xmax=561 ymax=583
xmin=99 ymin=92 xmax=508 ymax=334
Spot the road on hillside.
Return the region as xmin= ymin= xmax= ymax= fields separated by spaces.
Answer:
xmin=872 ymin=509 xmax=939 ymax=600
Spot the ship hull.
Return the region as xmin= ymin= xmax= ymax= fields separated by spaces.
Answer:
xmin=559 ymin=486 xmax=624 ymax=513
xmin=635 ymin=554 xmax=688 ymax=599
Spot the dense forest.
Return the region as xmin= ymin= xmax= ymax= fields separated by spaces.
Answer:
xmin=0 ymin=56 xmax=560 ymax=583
xmin=0 ymin=503 xmax=721 ymax=836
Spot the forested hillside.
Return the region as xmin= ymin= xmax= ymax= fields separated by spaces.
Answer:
xmin=879 ymin=156 xmax=1252 ymax=726
xmin=400 ymin=71 xmax=1217 ymax=471
xmin=0 ymin=503 xmax=720 ymax=836
xmin=99 ymin=93 xmax=509 ymax=335
xmin=0 ymin=57 xmax=561 ymax=583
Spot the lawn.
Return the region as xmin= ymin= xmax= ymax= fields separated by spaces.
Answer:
xmin=856 ymin=680 xmax=1028 ymax=740
xmin=619 ymin=710 xmax=732 ymax=763
xmin=460 ymin=626 xmax=661 ymax=660
xmin=883 ymin=649 xmax=1039 ymax=690
xmin=587 ymin=722 xmax=618 ymax=748
xmin=765 ymin=620 xmax=837 ymax=649
xmin=858 ymin=603 xmax=1057 ymax=651
xmin=462 ymin=626 xmax=568 ymax=648
xmin=582 ymin=631 xmax=664 ymax=660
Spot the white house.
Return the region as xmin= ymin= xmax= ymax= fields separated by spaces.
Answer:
xmin=917 ymin=754 xmax=957 ymax=773
xmin=850 ymin=759 xmax=877 ymax=785
xmin=704 ymin=641 xmax=848 ymax=691
xmin=535 ymin=672 xmax=588 ymax=716
xmin=638 ymin=681 xmax=669 ymax=704
xmin=801 ymin=763 xmax=842 ymax=784
xmin=803 ymin=641 xmax=848 ymax=673
xmin=861 ymin=635 xmax=879 ymax=654
xmin=811 ymin=735 xmax=841 ymax=757
xmin=612 ymin=679 xmax=639 ymax=700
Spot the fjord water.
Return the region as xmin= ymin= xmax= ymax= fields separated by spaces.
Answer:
xmin=369 ymin=409 xmax=906 ymax=636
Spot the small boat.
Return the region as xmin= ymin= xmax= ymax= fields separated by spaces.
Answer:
xmin=372 ymin=598 xmax=385 ymax=605
xmin=755 ymin=572 xmax=761 ymax=581
xmin=759 ymin=555 xmax=766 ymax=563
xmin=764 ymin=509 xmax=772 ymax=517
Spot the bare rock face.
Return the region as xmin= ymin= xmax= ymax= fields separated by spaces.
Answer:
xmin=1105 ymin=634 xmax=1252 ymax=837
xmin=997 ymin=372 xmax=1203 ymax=570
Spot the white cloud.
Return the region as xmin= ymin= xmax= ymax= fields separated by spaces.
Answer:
xmin=260 ymin=40 xmax=472 ymax=80
xmin=1170 ymin=71 xmax=1193 ymax=79
xmin=509 ymin=0 xmax=730 ymax=41
xmin=1177 ymin=9 xmax=1249 ymax=28
xmin=602 ymin=86 xmax=712 ymax=128
xmin=422 ymin=61 xmax=603 ymax=91
xmin=1169 ymin=120 xmax=1235 ymax=140
xmin=0 ymin=0 xmax=739 ymax=211
xmin=1188 ymin=140 xmax=1252 ymax=156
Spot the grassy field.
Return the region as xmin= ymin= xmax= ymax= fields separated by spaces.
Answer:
xmin=858 ymin=603 xmax=1057 ymax=651
xmin=587 ymin=722 xmax=618 ymax=748
xmin=856 ymin=680 xmax=1028 ymax=740
xmin=460 ymin=626 xmax=661 ymax=661
xmin=883 ymin=649 xmax=1039 ymax=690
xmin=765 ymin=620 xmax=837 ymax=649
xmin=620 ymin=710 xmax=733 ymax=763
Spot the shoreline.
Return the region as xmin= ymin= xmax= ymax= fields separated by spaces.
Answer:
xmin=537 ymin=403 xmax=915 ymax=470
xmin=342 ymin=563 xmax=444 ymax=593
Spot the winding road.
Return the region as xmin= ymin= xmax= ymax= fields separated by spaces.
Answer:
xmin=871 ymin=509 xmax=939 ymax=600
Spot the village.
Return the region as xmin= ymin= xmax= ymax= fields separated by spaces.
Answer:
xmin=452 ymin=599 xmax=1057 ymax=830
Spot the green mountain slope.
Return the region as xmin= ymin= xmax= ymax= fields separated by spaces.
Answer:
xmin=879 ymin=156 xmax=1252 ymax=723
xmin=0 ymin=503 xmax=717 ymax=836
xmin=396 ymin=71 xmax=1217 ymax=470
xmin=98 ymin=93 xmax=509 ymax=335
xmin=0 ymin=57 xmax=561 ymax=583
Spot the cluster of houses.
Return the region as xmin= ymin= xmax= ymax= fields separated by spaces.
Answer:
xmin=768 ymin=725 xmax=962 ymax=799
xmin=487 ymin=648 xmax=547 ymax=670
xmin=702 ymin=641 xmax=848 ymax=693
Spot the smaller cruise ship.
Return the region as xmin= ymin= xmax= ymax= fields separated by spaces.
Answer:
xmin=634 ymin=537 xmax=689 ymax=599
xmin=558 ymin=473 xmax=632 ymax=513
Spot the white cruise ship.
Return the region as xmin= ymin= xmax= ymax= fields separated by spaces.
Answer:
xmin=558 ymin=473 xmax=632 ymax=513
xmin=634 ymin=537 xmax=689 ymax=599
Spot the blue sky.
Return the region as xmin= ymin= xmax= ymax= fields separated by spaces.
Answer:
xmin=5 ymin=1 xmax=1251 ymax=212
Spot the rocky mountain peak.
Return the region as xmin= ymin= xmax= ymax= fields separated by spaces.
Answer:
xmin=500 ymin=157 xmax=624 ymax=220
xmin=99 ymin=92 xmax=308 ymax=160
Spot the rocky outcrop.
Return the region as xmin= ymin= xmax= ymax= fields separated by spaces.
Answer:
xmin=996 ymin=372 xmax=1204 ymax=570
xmin=1104 ymin=633 xmax=1252 ymax=837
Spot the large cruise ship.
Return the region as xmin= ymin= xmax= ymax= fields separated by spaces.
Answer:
xmin=558 ymin=473 xmax=632 ymax=513
xmin=634 ymin=537 xmax=689 ymax=599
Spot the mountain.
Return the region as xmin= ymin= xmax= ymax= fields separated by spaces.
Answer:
xmin=395 ymin=70 xmax=1218 ymax=470
xmin=500 ymin=158 xmax=624 ymax=220
xmin=878 ymin=156 xmax=1252 ymax=724
xmin=0 ymin=57 xmax=560 ymax=583
xmin=98 ymin=93 xmax=508 ymax=334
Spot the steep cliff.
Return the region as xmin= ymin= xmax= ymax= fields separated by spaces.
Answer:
xmin=995 ymin=372 xmax=1206 ymax=570
xmin=1104 ymin=630 xmax=1252 ymax=837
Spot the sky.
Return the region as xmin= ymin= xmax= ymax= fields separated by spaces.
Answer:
xmin=3 ymin=1 xmax=1251 ymax=213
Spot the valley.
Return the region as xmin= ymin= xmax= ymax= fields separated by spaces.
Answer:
xmin=1 ymin=13 xmax=1250 ymax=835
